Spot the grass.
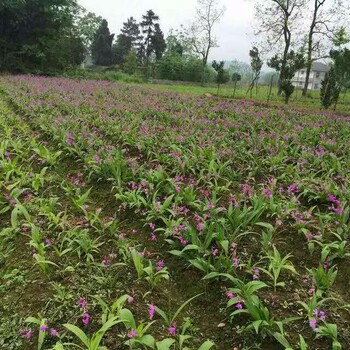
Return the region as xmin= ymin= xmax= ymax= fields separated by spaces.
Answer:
xmin=143 ymin=82 xmax=350 ymax=115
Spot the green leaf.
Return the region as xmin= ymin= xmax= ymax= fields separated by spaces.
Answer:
xmin=137 ymin=334 xmax=155 ymax=348
xmin=156 ymin=338 xmax=176 ymax=350
xmin=119 ymin=308 xmax=136 ymax=329
xmin=172 ymin=293 xmax=202 ymax=323
xmin=155 ymin=306 xmax=169 ymax=325
xmin=197 ymin=340 xmax=216 ymax=350
xmin=63 ymin=324 xmax=90 ymax=348
xmin=272 ymin=332 xmax=292 ymax=349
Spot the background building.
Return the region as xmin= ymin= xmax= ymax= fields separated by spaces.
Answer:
xmin=292 ymin=62 xmax=329 ymax=90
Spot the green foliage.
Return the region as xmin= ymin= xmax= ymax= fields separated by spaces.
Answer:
xmin=212 ymin=60 xmax=230 ymax=94
xmin=157 ymin=54 xmax=215 ymax=82
xmin=269 ymin=50 xmax=305 ymax=104
xmin=320 ymin=67 xmax=340 ymax=109
xmin=91 ymin=19 xmax=115 ymax=66
xmin=0 ymin=0 xmax=84 ymax=73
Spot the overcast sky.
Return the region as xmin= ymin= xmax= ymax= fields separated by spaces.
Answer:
xmin=78 ymin=0 xmax=256 ymax=63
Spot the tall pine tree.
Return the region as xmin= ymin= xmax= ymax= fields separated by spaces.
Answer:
xmin=91 ymin=19 xmax=114 ymax=66
xmin=140 ymin=10 xmax=159 ymax=63
xmin=113 ymin=17 xmax=140 ymax=65
xmin=151 ymin=24 xmax=166 ymax=60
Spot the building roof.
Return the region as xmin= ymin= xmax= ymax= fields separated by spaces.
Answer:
xmin=311 ymin=62 xmax=329 ymax=72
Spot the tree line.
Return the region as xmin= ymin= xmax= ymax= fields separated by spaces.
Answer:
xmin=0 ymin=0 xmax=349 ymax=108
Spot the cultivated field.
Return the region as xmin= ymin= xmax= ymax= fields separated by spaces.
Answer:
xmin=0 ymin=75 xmax=349 ymax=350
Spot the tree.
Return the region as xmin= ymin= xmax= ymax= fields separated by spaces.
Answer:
xmin=151 ymin=24 xmax=166 ymax=60
xmin=227 ymin=60 xmax=252 ymax=84
xmin=320 ymin=67 xmax=340 ymax=108
xmin=75 ymin=9 xmax=103 ymax=54
xmin=329 ymin=47 xmax=350 ymax=110
xmin=189 ymin=0 xmax=225 ymax=82
xmin=166 ymin=34 xmax=184 ymax=56
xmin=91 ymin=19 xmax=114 ymax=66
xmin=254 ymin=0 xmax=305 ymax=94
xmin=302 ymin=0 xmax=349 ymax=96
xmin=0 ymin=0 xmax=84 ymax=72
xmin=113 ymin=17 xmax=141 ymax=65
xmin=231 ymin=73 xmax=242 ymax=98
xmin=123 ymin=50 xmax=138 ymax=75
xmin=140 ymin=10 xmax=160 ymax=63
xmin=212 ymin=60 xmax=229 ymax=94
xmin=246 ymin=46 xmax=263 ymax=98
xmin=268 ymin=50 xmax=305 ymax=103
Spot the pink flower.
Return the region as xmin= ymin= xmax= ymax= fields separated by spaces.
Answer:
xmin=156 ymin=260 xmax=165 ymax=271
xmin=128 ymin=296 xmax=134 ymax=303
xmin=236 ymin=302 xmax=244 ymax=310
xmin=78 ymin=297 xmax=87 ymax=311
xmin=127 ymin=329 xmax=138 ymax=338
xmin=226 ymin=291 xmax=235 ymax=299
xmin=18 ymin=329 xmax=26 ymax=336
xmin=287 ymin=183 xmax=299 ymax=195
xmin=309 ymin=319 xmax=317 ymax=329
xmin=308 ymin=287 xmax=315 ymax=295
xmin=232 ymin=258 xmax=240 ymax=268
xmin=262 ymin=188 xmax=272 ymax=198
xmin=149 ymin=223 xmax=156 ymax=231
xmin=25 ymin=331 xmax=33 ymax=339
xmin=149 ymin=305 xmax=155 ymax=320
xmin=39 ymin=325 xmax=49 ymax=332
xmin=197 ymin=222 xmax=204 ymax=231
xmin=102 ymin=259 xmax=110 ymax=267
xmin=306 ymin=233 xmax=314 ymax=241
xmin=169 ymin=322 xmax=176 ymax=335
xmin=50 ymin=329 xmax=59 ymax=337
xmin=82 ymin=313 xmax=90 ymax=325
xmin=93 ymin=154 xmax=100 ymax=162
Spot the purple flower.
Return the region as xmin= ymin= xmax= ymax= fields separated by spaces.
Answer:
xmin=309 ymin=318 xmax=317 ymax=329
xmin=50 ymin=329 xmax=59 ymax=337
xmin=197 ymin=222 xmax=204 ymax=231
xmin=127 ymin=329 xmax=138 ymax=338
xmin=156 ymin=260 xmax=165 ymax=271
xmin=287 ymin=183 xmax=299 ymax=195
xmin=25 ymin=331 xmax=33 ymax=339
xmin=82 ymin=313 xmax=90 ymax=325
xmin=232 ymin=258 xmax=240 ymax=268
xmin=236 ymin=302 xmax=244 ymax=310
xmin=253 ymin=268 xmax=260 ymax=280
xmin=149 ymin=305 xmax=155 ymax=320
xmin=78 ymin=297 xmax=87 ymax=311
xmin=226 ymin=291 xmax=235 ymax=299
xmin=18 ymin=329 xmax=26 ymax=336
xmin=102 ymin=259 xmax=110 ymax=267
xmin=169 ymin=322 xmax=176 ymax=335
xmin=39 ymin=325 xmax=49 ymax=332
xmin=262 ymin=188 xmax=272 ymax=198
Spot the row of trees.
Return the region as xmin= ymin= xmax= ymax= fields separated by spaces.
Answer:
xmin=254 ymin=0 xmax=349 ymax=97
xmin=91 ymin=11 xmax=167 ymax=70
xmin=0 ymin=0 xmax=86 ymax=72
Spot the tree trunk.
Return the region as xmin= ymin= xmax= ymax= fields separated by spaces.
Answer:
xmin=267 ymin=75 xmax=274 ymax=104
xmin=303 ymin=2 xmax=318 ymax=96
xmin=232 ymin=81 xmax=237 ymax=98
xmin=278 ymin=24 xmax=291 ymax=96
